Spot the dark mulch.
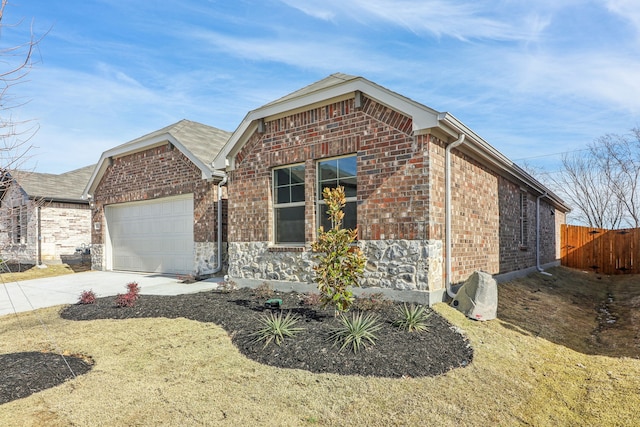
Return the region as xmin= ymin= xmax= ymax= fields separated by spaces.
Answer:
xmin=2 ymin=287 xmax=473 ymax=405
xmin=0 ymin=352 xmax=93 ymax=405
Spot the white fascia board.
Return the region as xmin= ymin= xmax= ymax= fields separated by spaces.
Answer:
xmin=212 ymin=118 xmax=258 ymax=171
xmin=213 ymin=78 xmax=441 ymax=171
xmin=82 ymin=160 xmax=108 ymax=199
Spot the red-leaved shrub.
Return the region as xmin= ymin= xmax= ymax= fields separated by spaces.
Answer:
xmin=78 ymin=290 xmax=96 ymax=305
xmin=115 ymin=282 xmax=140 ymax=308
xmin=115 ymin=292 xmax=137 ymax=307
xmin=126 ymin=282 xmax=140 ymax=296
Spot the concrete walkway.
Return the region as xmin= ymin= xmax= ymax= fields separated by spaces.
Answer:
xmin=0 ymin=270 xmax=224 ymax=316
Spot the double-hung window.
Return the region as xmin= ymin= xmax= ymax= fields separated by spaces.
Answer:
xmin=274 ymin=164 xmax=305 ymax=244
xmin=317 ymin=155 xmax=357 ymax=231
xmin=519 ymin=191 xmax=528 ymax=247
xmin=10 ymin=205 xmax=27 ymax=244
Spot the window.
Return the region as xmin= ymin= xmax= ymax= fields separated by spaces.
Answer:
xmin=317 ymin=155 xmax=357 ymax=231
xmin=274 ymin=164 xmax=305 ymax=244
xmin=10 ymin=205 xmax=27 ymax=244
xmin=520 ymin=191 xmax=528 ymax=247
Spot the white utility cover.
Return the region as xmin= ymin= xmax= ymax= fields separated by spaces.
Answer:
xmin=105 ymin=194 xmax=194 ymax=274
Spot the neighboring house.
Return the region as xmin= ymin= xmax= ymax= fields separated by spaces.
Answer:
xmin=83 ymin=119 xmax=231 ymax=276
xmin=212 ymin=73 xmax=570 ymax=304
xmin=0 ymin=165 xmax=95 ymax=265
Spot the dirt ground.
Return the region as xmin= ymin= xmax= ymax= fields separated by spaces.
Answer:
xmin=498 ymin=266 xmax=640 ymax=357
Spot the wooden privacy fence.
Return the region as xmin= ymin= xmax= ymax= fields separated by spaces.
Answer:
xmin=561 ymin=224 xmax=640 ymax=274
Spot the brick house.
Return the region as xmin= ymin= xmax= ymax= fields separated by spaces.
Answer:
xmin=0 ymin=165 xmax=94 ymax=266
xmin=83 ymin=120 xmax=231 ymax=276
xmin=213 ymin=73 xmax=570 ymax=304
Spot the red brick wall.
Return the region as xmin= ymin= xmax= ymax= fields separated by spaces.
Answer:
xmin=229 ymin=95 xmax=428 ymax=243
xmin=428 ymin=136 xmax=560 ymax=282
xmin=427 ymin=137 xmax=501 ymax=281
xmin=228 ymin=93 xmax=561 ymax=284
xmin=92 ymin=144 xmax=222 ymax=244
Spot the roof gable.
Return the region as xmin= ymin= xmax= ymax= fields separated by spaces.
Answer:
xmin=84 ymin=120 xmax=231 ymax=198
xmin=212 ymin=73 xmax=440 ymax=171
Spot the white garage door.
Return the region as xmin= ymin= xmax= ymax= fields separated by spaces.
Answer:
xmin=105 ymin=194 xmax=194 ymax=274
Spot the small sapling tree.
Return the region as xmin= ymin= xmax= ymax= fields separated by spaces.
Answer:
xmin=312 ymin=186 xmax=366 ymax=313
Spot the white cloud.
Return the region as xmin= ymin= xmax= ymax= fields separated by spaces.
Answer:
xmin=189 ymin=29 xmax=406 ymax=75
xmin=606 ymin=0 xmax=640 ymax=34
xmin=503 ymin=50 xmax=640 ymax=114
xmin=278 ymin=0 xmax=335 ymax=20
xmin=279 ymin=0 xmax=551 ymax=41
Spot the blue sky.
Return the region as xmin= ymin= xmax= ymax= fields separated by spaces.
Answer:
xmin=3 ymin=0 xmax=639 ymax=176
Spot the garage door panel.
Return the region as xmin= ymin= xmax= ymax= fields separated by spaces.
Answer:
xmin=105 ymin=195 xmax=194 ymax=274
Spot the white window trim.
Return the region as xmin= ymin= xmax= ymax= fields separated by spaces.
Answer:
xmin=316 ymin=154 xmax=357 ymax=231
xmin=273 ymin=163 xmax=306 ymax=245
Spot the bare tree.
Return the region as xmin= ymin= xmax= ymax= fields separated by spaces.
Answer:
xmin=552 ymin=148 xmax=624 ymax=229
xmin=0 ymin=0 xmax=42 ymax=172
xmin=538 ymin=128 xmax=640 ymax=229
xmin=0 ymin=1 xmax=45 ymax=268
xmin=594 ymin=128 xmax=640 ymax=228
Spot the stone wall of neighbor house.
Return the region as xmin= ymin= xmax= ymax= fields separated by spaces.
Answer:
xmin=226 ymin=93 xmax=562 ymax=295
xmin=0 ymin=186 xmax=90 ymax=265
xmin=39 ymin=202 xmax=91 ymax=263
xmin=91 ymin=144 xmax=226 ymax=274
xmin=0 ymin=183 xmax=32 ymax=264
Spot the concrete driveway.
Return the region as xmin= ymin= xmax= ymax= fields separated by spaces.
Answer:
xmin=0 ymin=270 xmax=223 ymax=316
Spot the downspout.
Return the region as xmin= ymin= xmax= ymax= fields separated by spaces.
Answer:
xmin=211 ymin=174 xmax=228 ymax=274
xmin=37 ymin=206 xmax=42 ymax=266
xmin=536 ymin=193 xmax=553 ymax=276
xmin=445 ymin=133 xmax=466 ymax=298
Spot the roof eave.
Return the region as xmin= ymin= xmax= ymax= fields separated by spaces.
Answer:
xmin=31 ymin=196 xmax=89 ymax=205
xmin=435 ymin=113 xmax=571 ymax=212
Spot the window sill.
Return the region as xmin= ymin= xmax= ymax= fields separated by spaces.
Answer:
xmin=519 ymin=245 xmax=528 ymax=251
xmin=268 ymin=245 xmax=306 ymax=253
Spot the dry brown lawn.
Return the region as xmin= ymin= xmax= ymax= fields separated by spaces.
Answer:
xmin=0 ymin=264 xmax=78 ymax=283
xmin=0 ymin=266 xmax=639 ymax=426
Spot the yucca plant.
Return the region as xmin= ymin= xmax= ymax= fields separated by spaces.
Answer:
xmin=251 ymin=311 xmax=304 ymax=347
xmin=394 ymin=303 xmax=431 ymax=332
xmin=330 ymin=311 xmax=382 ymax=353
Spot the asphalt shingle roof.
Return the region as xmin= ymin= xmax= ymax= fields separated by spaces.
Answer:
xmin=11 ymin=164 xmax=95 ymax=203
xmin=111 ymin=119 xmax=231 ymax=172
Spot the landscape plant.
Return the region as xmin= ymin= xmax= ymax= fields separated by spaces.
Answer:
xmin=254 ymin=282 xmax=274 ymax=299
xmin=353 ymin=292 xmax=393 ymax=311
xmin=251 ymin=311 xmax=304 ymax=347
xmin=329 ymin=311 xmax=382 ymax=353
xmin=312 ymin=186 xmax=366 ymax=313
xmin=394 ymin=303 xmax=431 ymax=332
xmin=299 ymin=292 xmax=321 ymax=306
xmin=217 ymin=280 xmax=237 ymax=293
xmin=115 ymin=282 xmax=140 ymax=308
xmin=77 ymin=290 xmax=96 ymax=305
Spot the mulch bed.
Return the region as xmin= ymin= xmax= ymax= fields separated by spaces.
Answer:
xmin=0 ymin=352 xmax=93 ymax=405
xmin=2 ymin=287 xmax=473 ymax=405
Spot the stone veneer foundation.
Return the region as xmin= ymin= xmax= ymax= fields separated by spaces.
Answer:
xmin=228 ymin=239 xmax=442 ymax=292
xmin=194 ymin=242 xmax=227 ymax=276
